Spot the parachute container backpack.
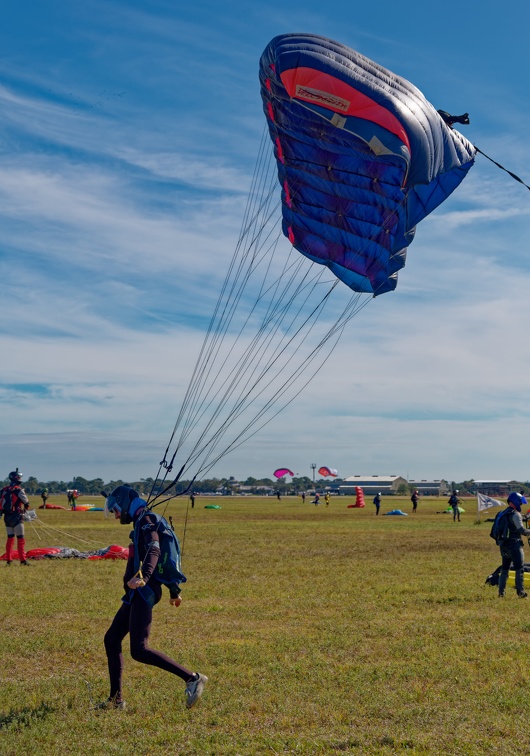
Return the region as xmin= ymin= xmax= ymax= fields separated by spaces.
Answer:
xmin=134 ymin=511 xmax=187 ymax=590
xmin=490 ymin=509 xmax=513 ymax=543
xmin=260 ymin=34 xmax=476 ymax=296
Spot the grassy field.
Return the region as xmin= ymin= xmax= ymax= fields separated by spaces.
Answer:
xmin=1 ymin=494 xmax=530 ymax=755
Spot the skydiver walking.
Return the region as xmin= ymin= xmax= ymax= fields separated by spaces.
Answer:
xmin=1 ymin=470 xmax=32 ymax=566
xmin=101 ymin=486 xmax=207 ymax=710
xmin=495 ymin=492 xmax=530 ymax=598
xmin=373 ymin=492 xmax=381 ymax=515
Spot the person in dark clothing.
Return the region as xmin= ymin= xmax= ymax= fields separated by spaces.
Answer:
xmin=101 ymin=485 xmax=207 ymax=710
xmin=1 ymin=470 xmax=31 ymax=566
xmin=449 ymin=490 xmax=461 ymax=522
xmin=496 ymin=492 xmax=530 ymax=598
xmin=190 ymin=492 xmax=195 ymax=509
xmin=40 ymin=489 xmax=49 ymax=508
xmin=373 ymin=492 xmax=381 ymax=515
xmin=411 ymin=490 xmax=419 ymax=513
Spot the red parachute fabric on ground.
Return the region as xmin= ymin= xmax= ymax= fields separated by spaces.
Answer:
xmin=1 ymin=545 xmax=128 ymax=560
xmin=87 ymin=545 xmax=129 ymax=560
xmin=0 ymin=547 xmax=62 ymax=560
xmin=38 ymin=504 xmax=67 ymax=509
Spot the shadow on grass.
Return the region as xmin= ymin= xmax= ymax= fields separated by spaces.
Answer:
xmin=0 ymin=702 xmax=54 ymax=730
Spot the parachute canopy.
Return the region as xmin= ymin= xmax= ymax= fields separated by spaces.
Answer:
xmin=273 ymin=468 xmax=295 ymax=478
xmin=318 ymin=466 xmax=338 ymax=477
xmin=260 ymin=34 xmax=476 ymax=296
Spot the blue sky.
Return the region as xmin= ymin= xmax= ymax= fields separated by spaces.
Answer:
xmin=1 ymin=0 xmax=530 ymax=483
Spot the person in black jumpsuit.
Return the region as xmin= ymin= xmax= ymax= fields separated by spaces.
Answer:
xmin=497 ymin=492 xmax=530 ymax=598
xmin=101 ymin=486 xmax=207 ymax=709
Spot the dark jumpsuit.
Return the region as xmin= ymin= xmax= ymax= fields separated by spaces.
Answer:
xmin=104 ymin=511 xmax=194 ymax=700
xmin=498 ymin=508 xmax=530 ymax=596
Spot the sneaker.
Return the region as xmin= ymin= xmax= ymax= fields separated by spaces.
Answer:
xmin=97 ymin=697 xmax=126 ymax=710
xmin=498 ymin=592 xmax=506 ymax=598
xmin=518 ymin=592 xmax=528 ymax=599
xmin=185 ymin=673 xmax=208 ymax=709
xmin=20 ymin=561 xmax=31 ymax=566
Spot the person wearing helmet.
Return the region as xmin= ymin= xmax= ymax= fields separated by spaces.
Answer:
xmin=1 ymin=470 xmax=31 ymax=566
xmin=449 ymin=490 xmax=461 ymax=522
xmin=411 ymin=490 xmax=419 ymax=513
xmin=101 ymin=485 xmax=207 ymax=710
xmin=497 ymin=492 xmax=530 ymax=598
xmin=40 ymin=488 xmax=49 ymax=508
xmin=373 ymin=492 xmax=381 ymax=515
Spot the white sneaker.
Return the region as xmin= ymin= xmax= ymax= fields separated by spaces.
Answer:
xmin=185 ymin=673 xmax=208 ymax=709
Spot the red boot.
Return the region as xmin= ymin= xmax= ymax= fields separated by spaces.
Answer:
xmin=17 ymin=536 xmax=27 ymax=564
xmin=5 ymin=536 xmax=14 ymax=564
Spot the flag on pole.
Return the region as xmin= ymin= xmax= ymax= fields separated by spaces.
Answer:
xmin=477 ymin=492 xmax=504 ymax=512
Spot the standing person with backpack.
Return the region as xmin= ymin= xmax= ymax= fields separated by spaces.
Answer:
xmin=492 ymin=492 xmax=530 ymax=598
xmin=101 ymin=485 xmax=207 ymax=710
xmin=449 ymin=490 xmax=461 ymax=522
xmin=1 ymin=470 xmax=31 ymax=566
xmin=373 ymin=492 xmax=381 ymax=515
xmin=411 ymin=490 xmax=419 ymax=513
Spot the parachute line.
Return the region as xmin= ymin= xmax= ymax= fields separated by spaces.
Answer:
xmin=475 ymin=146 xmax=530 ymax=191
xmin=149 ymin=131 xmax=383 ymax=504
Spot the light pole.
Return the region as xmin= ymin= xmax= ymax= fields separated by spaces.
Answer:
xmin=310 ymin=463 xmax=316 ymax=485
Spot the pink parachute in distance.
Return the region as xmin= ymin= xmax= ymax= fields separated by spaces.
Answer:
xmin=318 ymin=466 xmax=338 ymax=477
xmin=273 ymin=468 xmax=295 ymax=478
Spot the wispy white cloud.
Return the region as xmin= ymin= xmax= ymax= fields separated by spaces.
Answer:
xmin=1 ymin=0 xmax=530 ymax=484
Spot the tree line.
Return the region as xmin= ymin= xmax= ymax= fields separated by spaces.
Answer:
xmin=1 ymin=474 xmax=340 ymax=496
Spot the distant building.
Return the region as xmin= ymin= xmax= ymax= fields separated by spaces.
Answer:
xmin=339 ymin=475 xmax=407 ymax=496
xmin=408 ymin=480 xmax=449 ymax=496
xmin=474 ymin=480 xmax=511 ymax=497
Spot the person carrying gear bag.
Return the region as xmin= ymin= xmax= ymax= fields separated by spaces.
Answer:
xmin=494 ymin=492 xmax=530 ymax=598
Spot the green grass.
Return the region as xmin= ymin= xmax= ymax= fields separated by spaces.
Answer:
xmin=1 ymin=494 xmax=529 ymax=755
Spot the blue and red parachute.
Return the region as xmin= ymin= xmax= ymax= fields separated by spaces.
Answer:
xmin=260 ymin=34 xmax=476 ymax=296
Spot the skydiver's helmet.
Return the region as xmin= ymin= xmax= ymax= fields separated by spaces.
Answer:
xmin=105 ymin=485 xmax=146 ymax=524
xmin=507 ymin=492 xmax=524 ymax=513
xmin=8 ymin=470 xmax=22 ymax=484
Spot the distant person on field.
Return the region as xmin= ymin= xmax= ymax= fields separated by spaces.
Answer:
xmin=495 ymin=492 xmax=530 ymax=598
xmin=373 ymin=492 xmax=381 ymax=515
xmin=449 ymin=490 xmax=461 ymax=522
xmin=190 ymin=492 xmax=195 ymax=509
xmin=1 ymin=470 xmax=31 ymax=566
xmin=301 ymin=492 xmax=306 ymax=504
xmin=311 ymin=493 xmax=320 ymax=506
xmin=324 ymin=492 xmax=330 ymax=507
xmin=276 ymin=491 xmax=281 ymax=501
xmin=41 ymin=488 xmax=49 ymax=508
xmin=101 ymin=485 xmax=207 ymax=710
xmin=411 ymin=490 xmax=419 ymax=513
